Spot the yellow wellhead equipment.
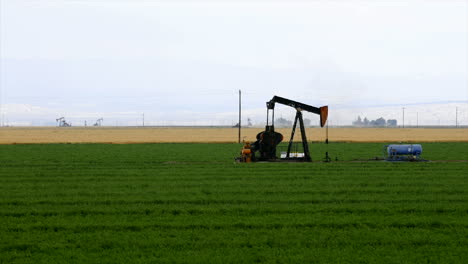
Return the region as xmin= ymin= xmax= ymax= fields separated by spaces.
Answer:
xmin=240 ymin=142 xmax=253 ymax=163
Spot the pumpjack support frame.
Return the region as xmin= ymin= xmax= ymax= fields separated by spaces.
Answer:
xmin=284 ymin=110 xmax=311 ymax=161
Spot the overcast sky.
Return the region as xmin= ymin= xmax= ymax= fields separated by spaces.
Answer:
xmin=0 ymin=0 xmax=467 ymax=126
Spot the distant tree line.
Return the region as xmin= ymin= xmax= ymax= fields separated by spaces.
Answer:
xmin=353 ymin=116 xmax=397 ymax=127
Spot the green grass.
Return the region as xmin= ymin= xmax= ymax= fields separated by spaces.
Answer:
xmin=0 ymin=143 xmax=467 ymax=263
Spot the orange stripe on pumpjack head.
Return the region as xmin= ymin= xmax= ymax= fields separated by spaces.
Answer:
xmin=320 ymin=106 xmax=328 ymax=127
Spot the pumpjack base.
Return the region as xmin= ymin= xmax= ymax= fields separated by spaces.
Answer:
xmin=254 ymin=158 xmax=312 ymax=163
xmin=235 ymin=157 xmax=312 ymax=163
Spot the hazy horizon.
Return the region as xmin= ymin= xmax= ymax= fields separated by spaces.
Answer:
xmin=0 ymin=0 xmax=467 ymax=126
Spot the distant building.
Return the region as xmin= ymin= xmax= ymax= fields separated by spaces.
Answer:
xmin=353 ymin=116 xmax=397 ymax=127
xmin=371 ymin=117 xmax=386 ymax=127
xmin=352 ymin=116 xmax=363 ymax=126
xmin=387 ymin=119 xmax=397 ymax=127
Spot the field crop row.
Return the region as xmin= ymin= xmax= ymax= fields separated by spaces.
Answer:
xmin=0 ymin=143 xmax=467 ymax=263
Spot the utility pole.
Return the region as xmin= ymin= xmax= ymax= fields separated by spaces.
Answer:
xmin=456 ymin=107 xmax=458 ymax=128
xmin=238 ymin=90 xmax=241 ymax=143
xmin=142 ymin=113 xmax=145 ymax=127
xmin=416 ymin=112 xmax=418 ymax=128
xmin=402 ymin=107 xmax=405 ymax=128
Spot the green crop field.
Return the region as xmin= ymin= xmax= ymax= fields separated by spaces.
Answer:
xmin=0 ymin=142 xmax=467 ymax=263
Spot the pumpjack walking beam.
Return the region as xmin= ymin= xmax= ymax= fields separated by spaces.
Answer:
xmin=267 ymin=96 xmax=328 ymax=127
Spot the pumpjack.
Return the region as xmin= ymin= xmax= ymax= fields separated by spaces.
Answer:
xmin=237 ymin=96 xmax=328 ymax=162
xmin=56 ymin=117 xmax=71 ymax=127
xmin=94 ymin=118 xmax=103 ymax=126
